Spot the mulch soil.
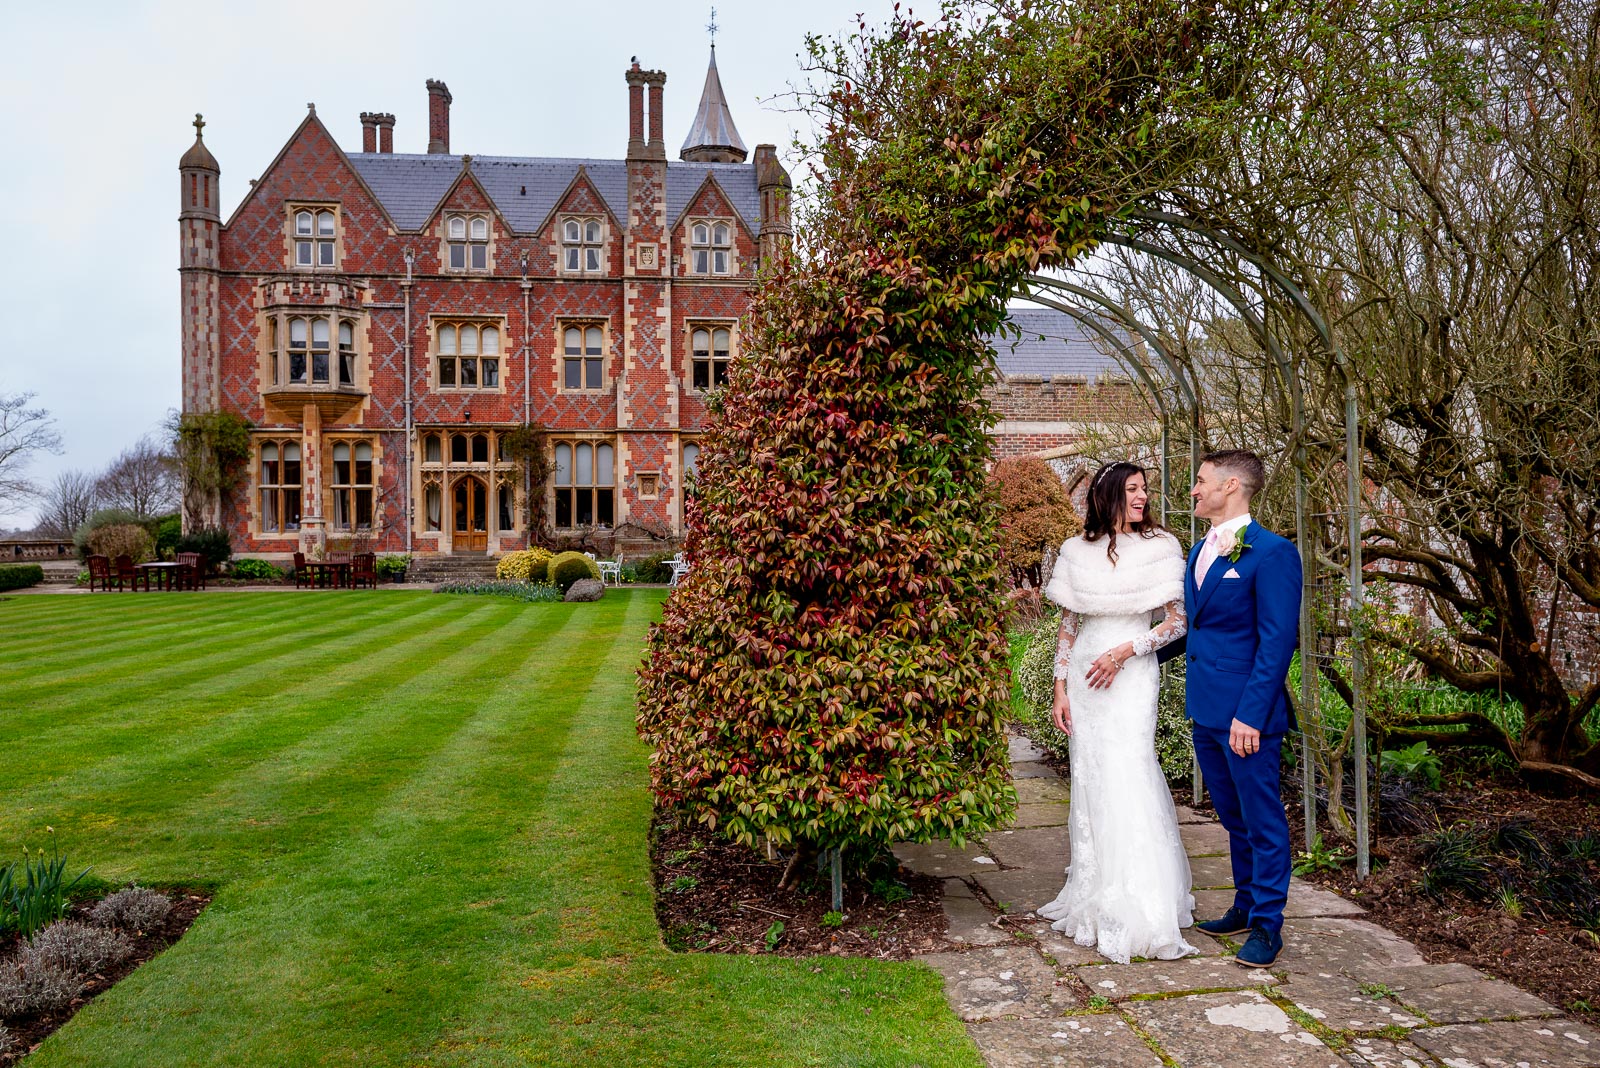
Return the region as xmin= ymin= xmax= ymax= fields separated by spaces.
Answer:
xmin=650 ymin=819 xmax=951 ymax=960
xmin=1 ymin=889 xmax=210 ymax=1064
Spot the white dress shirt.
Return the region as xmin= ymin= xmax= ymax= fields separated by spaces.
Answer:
xmin=1196 ymin=513 xmax=1252 ymax=589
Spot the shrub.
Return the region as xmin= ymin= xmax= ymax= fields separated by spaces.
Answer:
xmin=87 ymin=523 xmax=154 ymax=565
xmin=152 ymin=513 xmax=182 ymax=559
xmin=631 ymin=550 xmax=676 ymax=584
xmin=374 ymin=553 xmax=412 ymax=577
xmin=547 ymin=551 xmax=600 ymax=592
xmin=990 ymin=457 xmax=1083 ymax=587
xmin=230 ymin=558 xmax=281 ymax=582
xmin=1380 ymin=741 xmax=1443 ymax=790
xmin=0 ymin=564 xmax=43 ymax=591
xmin=0 ymin=950 xmax=82 ymax=1017
xmin=176 ymin=525 xmax=232 ymax=573
xmin=25 ymin=920 xmax=134 ymax=976
xmin=90 ymin=886 xmax=172 ymax=932
xmin=496 ymin=548 xmax=554 ymax=582
xmin=1016 ymin=608 xmax=1193 ymax=784
xmin=434 ymin=580 xmax=563 ymax=603
xmin=72 ymin=507 xmax=146 ymax=561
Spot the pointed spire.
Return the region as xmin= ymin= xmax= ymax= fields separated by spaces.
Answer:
xmin=680 ymin=45 xmax=747 ymax=163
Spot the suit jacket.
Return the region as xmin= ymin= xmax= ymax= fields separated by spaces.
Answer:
xmin=1180 ymin=521 xmax=1302 ymax=735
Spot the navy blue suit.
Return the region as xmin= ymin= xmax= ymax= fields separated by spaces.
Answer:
xmin=1184 ymin=521 xmax=1302 ymax=935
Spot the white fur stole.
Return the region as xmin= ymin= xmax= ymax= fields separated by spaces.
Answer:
xmin=1044 ymin=531 xmax=1185 ymax=615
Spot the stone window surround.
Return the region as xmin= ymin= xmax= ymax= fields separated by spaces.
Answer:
xmin=415 ymin=427 xmax=521 ymax=537
xmin=285 ymin=202 xmax=342 ymax=271
xmin=260 ymin=307 xmax=367 ymax=391
xmin=327 ymin=435 xmax=379 ymax=533
xmin=684 ymin=319 xmax=737 ymax=394
xmin=440 ymin=212 xmax=493 ymax=273
xmin=684 ymin=216 xmax=738 ymax=276
xmin=550 ymin=434 xmax=617 ymax=530
xmin=557 ymin=214 xmax=607 ymax=277
xmin=253 ymin=436 xmax=303 ymax=539
xmin=429 ymin=315 xmax=509 ymax=394
xmin=556 ymin=318 xmax=612 ymax=395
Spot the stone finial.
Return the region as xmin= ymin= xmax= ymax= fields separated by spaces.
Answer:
xmin=180 ymin=112 xmax=219 ymax=172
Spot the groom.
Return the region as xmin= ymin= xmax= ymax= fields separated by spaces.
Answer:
xmin=1182 ymin=450 xmax=1302 ymax=967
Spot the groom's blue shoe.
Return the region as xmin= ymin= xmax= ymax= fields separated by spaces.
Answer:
xmin=1195 ymin=908 xmax=1251 ymax=937
xmin=1234 ymin=925 xmax=1283 ymax=967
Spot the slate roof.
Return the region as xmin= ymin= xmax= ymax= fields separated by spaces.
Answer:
xmin=347 ymin=152 xmax=762 ymax=235
xmin=988 ymin=307 xmax=1133 ymax=380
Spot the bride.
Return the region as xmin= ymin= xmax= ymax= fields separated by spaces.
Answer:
xmin=1036 ymin=461 xmax=1197 ymax=963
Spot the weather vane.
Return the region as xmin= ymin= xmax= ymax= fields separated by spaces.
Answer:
xmin=707 ymin=6 xmax=718 ymax=44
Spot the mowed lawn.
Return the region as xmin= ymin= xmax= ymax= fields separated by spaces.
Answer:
xmin=0 ymin=590 xmax=978 ymax=1067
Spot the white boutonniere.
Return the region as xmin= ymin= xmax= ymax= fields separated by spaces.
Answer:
xmin=1215 ymin=527 xmax=1253 ymax=563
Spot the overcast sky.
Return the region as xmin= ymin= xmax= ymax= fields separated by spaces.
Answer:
xmin=0 ymin=0 xmax=876 ymax=527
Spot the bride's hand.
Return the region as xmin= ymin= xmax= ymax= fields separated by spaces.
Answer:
xmin=1086 ymin=643 xmax=1133 ymax=689
xmin=1051 ymin=693 xmax=1073 ymax=735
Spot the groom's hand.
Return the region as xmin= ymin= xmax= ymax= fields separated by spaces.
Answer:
xmin=1229 ymin=718 xmax=1262 ymax=758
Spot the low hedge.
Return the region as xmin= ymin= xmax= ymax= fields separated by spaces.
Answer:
xmin=547 ymin=551 xmax=600 ymax=592
xmin=497 ymin=548 xmax=554 ymax=582
xmin=0 ymin=564 xmax=45 ymax=591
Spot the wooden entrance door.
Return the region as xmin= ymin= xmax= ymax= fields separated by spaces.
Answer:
xmin=452 ymin=476 xmax=488 ymax=552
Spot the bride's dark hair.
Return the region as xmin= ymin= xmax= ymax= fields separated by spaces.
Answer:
xmin=1082 ymin=461 xmax=1164 ymax=564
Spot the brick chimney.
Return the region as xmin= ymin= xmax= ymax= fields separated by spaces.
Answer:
xmin=646 ymin=72 xmax=665 ymax=152
xmin=359 ymin=112 xmax=379 ymax=153
xmin=376 ymin=113 xmax=395 ymax=153
xmin=626 ymin=61 xmax=646 ymax=159
xmin=426 ymin=79 xmax=452 ymax=154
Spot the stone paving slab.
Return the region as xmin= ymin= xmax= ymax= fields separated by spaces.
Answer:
xmin=947 ymin=892 xmax=1013 ymax=946
xmin=1011 ymin=760 xmax=1058 ymax=779
xmin=1279 ymin=972 xmax=1426 ymax=1031
xmin=1024 ymin=922 xmax=1116 ymax=966
xmin=1408 ymin=1019 xmax=1600 ymax=1068
xmin=1014 ymin=777 xmax=1071 ymax=804
xmin=1126 ymin=990 xmax=1345 ymax=1068
xmin=985 ymin=826 xmax=1072 ymax=870
xmin=1278 ymin=918 xmax=1426 ymax=973
xmin=976 ymin=867 xmax=1068 ymax=916
xmin=1011 ymin=801 xmax=1072 ymax=828
xmin=1339 ymin=1036 xmax=1434 ymax=1068
xmin=1192 ymin=885 xmax=1366 ymax=922
xmin=1076 ymin=956 xmax=1277 ymax=999
xmin=1009 ymin=735 xmax=1051 ymax=763
xmin=921 ymin=945 xmax=1076 ymax=1021
xmin=1371 ymin=962 xmax=1559 ymax=1023
xmin=1175 ymin=803 xmax=1210 ymax=824
xmin=896 ymin=839 xmax=1002 ymax=878
xmin=1189 ymin=853 xmax=1237 ymax=889
xmin=1182 ymin=820 xmax=1233 ymax=855
xmin=966 ymin=1016 xmax=1164 ymax=1067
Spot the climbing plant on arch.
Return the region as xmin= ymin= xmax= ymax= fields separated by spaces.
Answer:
xmin=636 ymin=2 xmax=1266 ymax=859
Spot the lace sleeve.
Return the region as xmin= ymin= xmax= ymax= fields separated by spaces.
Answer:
xmin=1052 ymin=611 xmax=1081 ymax=680
xmin=1131 ymin=598 xmax=1188 ymax=658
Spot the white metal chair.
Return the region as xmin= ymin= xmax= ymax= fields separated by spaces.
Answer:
xmin=667 ymin=555 xmax=690 ymax=587
xmin=597 ymin=555 xmax=623 ymax=586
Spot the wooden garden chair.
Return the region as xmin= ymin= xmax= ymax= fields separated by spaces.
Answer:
xmin=113 ymin=554 xmax=141 ymax=592
xmin=349 ymin=552 xmax=378 ymax=589
xmin=176 ymin=551 xmax=206 ymax=591
xmin=292 ymin=552 xmax=312 ymax=589
xmin=87 ymin=554 xmax=114 ymax=592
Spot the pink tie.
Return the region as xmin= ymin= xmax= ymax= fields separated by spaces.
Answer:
xmin=1196 ymin=529 xmax=1220 ymax=589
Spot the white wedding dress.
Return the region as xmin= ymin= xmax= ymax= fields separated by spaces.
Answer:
xmin=1035 ymin=530 xmax=1198 ymax=963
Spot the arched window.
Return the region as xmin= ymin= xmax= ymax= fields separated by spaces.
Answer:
xmin=690 ymin=218 xmax=734 ymax=274
xmin=451 ymin=433 xmax=468 ymax=464
xmin=435 ymin=320 xmax=501 ymax=390
xmin=447 ymin=213 xmax=489 ymax=271
xmin=562 ymin=217 xmax=603 ymax=274
xmin=690 ymin=325 xmax=733 ymax=390
xmin=331 ymin=440 xmax=376 ymax=530
xmin=425 ymin=484 xmax=442 ymax=531
xmin=258 ymin=439 xmax=302 ymax=534
xmin=291 ymin=205 xmax=338 ymax=268
xmin=552 ymin=439 xmax=615 ymax=528
xmin=424 ymin=434 xmax=441 ymax=464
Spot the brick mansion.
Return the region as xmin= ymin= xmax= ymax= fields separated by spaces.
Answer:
xmin=178 ymin=51 xmax=1146 ymax=559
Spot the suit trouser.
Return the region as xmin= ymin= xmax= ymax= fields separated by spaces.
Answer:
xmin=1191 ymin=724 xmax=1291 ymax=936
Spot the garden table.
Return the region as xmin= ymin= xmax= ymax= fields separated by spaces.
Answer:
xmin=133 ymin=562 xmax=184 ymax=591
xmin=305 ymin=561 xmax=351 ymax=589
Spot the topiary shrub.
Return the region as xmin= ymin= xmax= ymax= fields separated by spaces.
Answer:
xmin=547 ymin=551 xmax=600 ymax=592
xmin=0 ymin=564 xmax=43 ymax=591
xmin=496 ymin=548 xmax=554 ymax=583
xmin=990 ymin=457 xmax=1082 ymax=588
xmin=177 ymin=525 xmax=232 ymax=574
xmin=88 ymin=523 xmax=154 ymax=564
xmin=230 ymin=558 xmax=281 ymax=582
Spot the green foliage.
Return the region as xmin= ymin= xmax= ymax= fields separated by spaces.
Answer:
xmin=153 ymin=513 xmax=182 ymax=559
xmin=230 ymin=558 xmax=281 ymax=582
xmin=499 ymin=423 xmax=552 ymax=545
xmin=171 ymin=410 xmax=252 ymax=526
xmin=547 ymin=550 xmax=600 ymax=592
xmin=629 ymin=550 xmax=677 ymax=584
xmin=762 ymin=920 xmax=785 ymax=951
xmin=497 ymin=548 xmax=554 ymax=582
xmin=819 ymin=911 xmax=845 ymax=929
xmin=1293 ymin=832 xmax=1352 ymax=876
xmin=0 ymin=831 xmax=91 ymax=938
xmin=0 ymin=564 xmax=43 ymax=591
xmin=374 ymin=554 xmax=411 ymax=577
xmin=434 ymin=580 xmax=563 ymax=603
xmin=668 ymin=875 xmax=699 ymax=894
xmin=88 ymin=522 xmax=155 ymax=564
xmin=177 ymin=525 xmax=233 ymax=573
xmin=990 ymin=457 xmax=1082 ymax=586
xmin=1380 ymin=742 xmax=1443 ymax=790
xmin=1418 ymin=825 xmax=1495 ymax=900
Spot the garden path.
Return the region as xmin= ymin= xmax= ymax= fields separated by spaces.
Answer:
xmin=897 ymin=732 xmax=1600 ymax=1068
